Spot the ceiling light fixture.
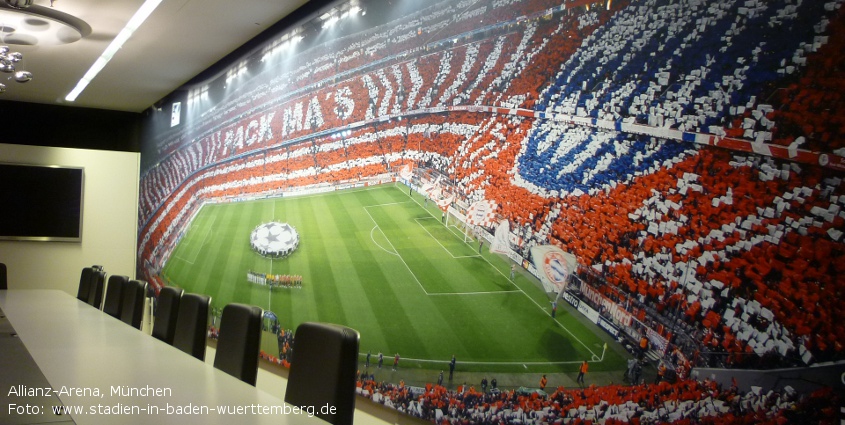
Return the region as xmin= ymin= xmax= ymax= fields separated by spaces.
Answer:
xmin=5 ymin=0 xmax=33 ymax=8
xmin=260 ymin=33 xmax=303 ymax=63
xmin=320 ymin=3 xmax=363 ymax=29
xmin=0 ymin=46 xmax=30 ymax=93
xmin=0 ymin=0 xmax=91 ymax=94
xmin=65 ymin=0 xmax=163 ymax=102
xmin=0 ymin=1 xmax=90 ymax=45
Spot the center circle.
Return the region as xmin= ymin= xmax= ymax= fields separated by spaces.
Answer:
xmin=250 ymin=222 xmax=299 ymax=258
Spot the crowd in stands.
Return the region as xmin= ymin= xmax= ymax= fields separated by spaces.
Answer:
xmin=139 ymin=0 xmax=845 ymax=392
xmin=241 ymin=313 xmax=840 ymax=424
xmin=767 ymin=3 xmax=845 ymax=152
xmin=257 ymin=325 xmax=297 ymax=369
xmin=355 ymin=375 xmax=840 ymax=424
xmin=535 ymin=0 xmax=845 ymax=155
xmin=142 ymin=0 xmax=578 ymax=174
xmin=138 ymin=0 xmax=587 ymax=223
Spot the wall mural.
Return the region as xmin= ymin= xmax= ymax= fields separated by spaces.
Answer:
xmin=139 ymin=0 xmax=845 ymax=421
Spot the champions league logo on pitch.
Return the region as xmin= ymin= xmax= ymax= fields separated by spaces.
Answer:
xmin=250 ymin=222 xmax=300 ymax=259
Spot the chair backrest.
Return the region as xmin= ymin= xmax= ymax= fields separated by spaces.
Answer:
xmin=213 ymin=303 xmax=263 ymax=386
xmin=77 ymin=267 xmax=93 ymax=301
xmin=285 ymin=322 xmax=360 ymax=425
xmin=86 ymin=269 xmax=106 ymax=309
xmin=102 ymin=275 xmax=128 ymax=318
xmin=119 ymin=279 xmax=147 ymax=329
xmin=172 ymin=293 xmax=211 ymax=361
xmin=0 ymin=262 xmax=6 ymax=290
xmin=151 ymin=286 xmax=184 ymax=344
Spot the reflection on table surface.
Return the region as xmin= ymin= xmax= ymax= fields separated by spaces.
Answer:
xmin=0 ymin=290 xmax=322 ymax=425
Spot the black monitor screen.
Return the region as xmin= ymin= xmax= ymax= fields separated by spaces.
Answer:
xmin=0 ymin=163 xmax=84 ymax=242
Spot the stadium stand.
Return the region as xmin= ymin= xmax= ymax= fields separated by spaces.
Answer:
xmin=141 ymin=0 xmax=845 ymax=363
xmin=137 ymin=0 xmax=845 ymax=422
xmin=354 ymin=375 xmax=841 ymax=424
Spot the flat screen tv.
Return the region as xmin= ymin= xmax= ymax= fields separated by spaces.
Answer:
xmin=0 ymin=163 xmax=84 ymax=242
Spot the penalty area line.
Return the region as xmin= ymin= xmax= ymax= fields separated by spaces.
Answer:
xmin=362 ymin=204 xmax=429 ymax=296
xmin=426 ymin=290 xmax=521 ymax=296
xmin=463 ymin=230 xmax=603 ymax=361
xmin=370 ymin=226 xmax=399 ymax=256
xmin=365 ymin=356 xmax=585 ymax=366
xmin=397 ymin=179 xmax=602 ymax=362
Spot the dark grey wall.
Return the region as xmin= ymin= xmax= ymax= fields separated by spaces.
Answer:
xmin=0 ymin=100 xmax=141 ymax=153
xmin=694 ymin=362 xmax=845 ymax=395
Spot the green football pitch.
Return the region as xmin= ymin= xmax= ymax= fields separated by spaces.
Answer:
xmin=161 ymin=183 xmax=625 ymax=374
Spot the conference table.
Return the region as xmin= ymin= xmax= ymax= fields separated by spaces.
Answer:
xmin=0 ymin=290 xmax=322 ymax=425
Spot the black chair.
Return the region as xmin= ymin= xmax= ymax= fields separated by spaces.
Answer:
xmin=285 ymin=322 xmax=360 ymax=425
xmin=0 ymin=262 xmax=6 ymax=290
xmin=119 ymin=279 xmax=147 ymax=329
xmin=86 ymin=268 xmax=106 ymax=309
xmin=76 ymin=267 xmax=93 ymax=301
xmin=172 ymin=293 xmax=211 ymax=361
xmin=102 ymin=275 xmax=128 ymax=318
xmin=213 ymin=303 xmax=263 ymax=386
xmin=151 ymin=286 xmax=184 ymax=345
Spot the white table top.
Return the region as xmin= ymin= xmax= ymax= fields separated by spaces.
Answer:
xmin=0 ymin=290 xmax=322 ymax=425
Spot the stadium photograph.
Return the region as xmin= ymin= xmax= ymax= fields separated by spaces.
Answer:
xmin=138 ymin=0 xmax=845 ymax=422
xmin=162 ymin=183 xmax=623 ymax=374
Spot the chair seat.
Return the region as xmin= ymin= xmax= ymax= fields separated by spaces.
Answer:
xmin=172 ymin=293 xmax=211 ymax=361
xmin=213 ymin=303 xmax=263 ymax=386
xmin=285 ymin=322 xmax=360 ymax=425
xmin=120 ymin=279 xmax=147 ymax=329
xmin=77 ymin=266 xmax=105 ymax=308
xmin=76 ymin=267 xmax=93 ymax=301
xmin=151 ymin=286 xmax=184 ymax=345
xmin=102 ymin=275 xmax=128 ymax=318
xmin=87 ymin=269 xmax=106 ymax=309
